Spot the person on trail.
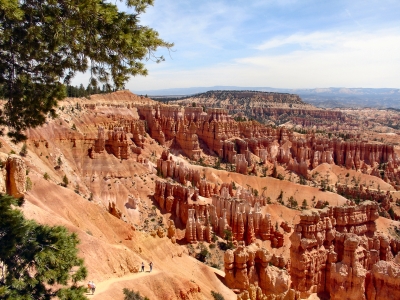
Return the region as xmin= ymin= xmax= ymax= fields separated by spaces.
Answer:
xmin=149 ymin=261 xmax=153 ymax=272
xmin=87 ymin=281 xmax=92 ymax=292
xmin=88 ymin=281 xmax=96 ymax=294
xmin=141 ymin=262 xmax=145 ymax=272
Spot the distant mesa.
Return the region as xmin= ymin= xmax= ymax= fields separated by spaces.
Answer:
xmin=134 ymin=86 xmax=400 ymax=109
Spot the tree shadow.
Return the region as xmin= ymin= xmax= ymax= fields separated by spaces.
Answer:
xmin=148 ymin=194 xmax=161 ymax=212
xmin=316 ymin=291 xmax=330 ymax=300
xmin=125 ymin=202 xmax=135 ymax=209
xmin=176 ymin=237 xmax=188 ymax=246
xmin=214 ymin=272 xmax=227 ymax=285
xmin=147 ymin=193 xmax=186 ymax=230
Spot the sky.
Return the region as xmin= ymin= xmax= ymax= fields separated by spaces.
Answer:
xmin=76 ymin=0 xmax=400 ymax=91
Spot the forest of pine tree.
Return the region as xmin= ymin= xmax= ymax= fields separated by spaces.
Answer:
xmin=66 ymin=84 xmax=110 ymax=98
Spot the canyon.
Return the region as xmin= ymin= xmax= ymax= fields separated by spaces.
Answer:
xmin=2 ymin=90 xmax=400 ymax=299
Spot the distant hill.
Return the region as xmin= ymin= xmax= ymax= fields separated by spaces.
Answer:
xmin=171 ymin=89 xmax=306 ymax=106
xmin=133 ymin=86 xmax=400 ymax=109
xmin=166 ymin=90 xmax=310 ymax=109
xmin=293 ymin=88 xmax=400 ymax=109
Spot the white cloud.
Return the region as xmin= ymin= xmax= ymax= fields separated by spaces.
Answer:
xmin=142 ymin=0 xmax=249 ymax=50
xmin=256 ymin=31 xmax=354 ymax=51
xmin=128 ymin=29 xmax=400 ymax=90
xmin=72 ymin=1 xmax=400 ymax=91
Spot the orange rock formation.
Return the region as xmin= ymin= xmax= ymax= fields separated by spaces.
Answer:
xmin=224 ymin=244 xmax=294 ymax=298
xmin=290 ymin=201 xmax=400 ymax=299
xmin=154 ymin=152 xmax=285 ymax=247
xmin=137 ymin=104 xmax=399 ymax=186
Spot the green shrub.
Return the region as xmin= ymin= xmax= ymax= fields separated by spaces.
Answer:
xmin=214 ymin=157 xmax=221 ymax=170
xmin=301 ymin=199 xmax=308 ymax=210
xmin=123 ymin=288 xmax=149 ymax=300
xmin=211 ymin=291 xmax=225 ymax=300
xmin=20 ymin=143 xmax=28 ymax=156
xmin=17 ymin=196 xmax=25 ymax=206
xmin=196 ymin=247 xmax=210 ymax=263
xmin=212 ymin=233 xmax=218 ymax=243
xmin=223 ymin=229 xmax=232 ymax=242
xmin=272 ymin=166 xmax=277 ymax=178
xmin=25 ymin=177 xmax=32 ymax=191
xmin=287 ymin=196 xmax=298 ymax=208
xmin=43 ymin=172 xmax=50 ymax=180
xmin=62 ymin=175 xmax=69 ymax=187
xmin=218 ymin=241 xmax=234 ymax=251
xmin=74 ymin=183 xmax=80 ymax=194
xmin=277 ymin=190 xmax=284 ymax=204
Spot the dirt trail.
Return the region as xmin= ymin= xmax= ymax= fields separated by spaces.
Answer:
xmin=86 ymin=270 xmax=160 ymax=299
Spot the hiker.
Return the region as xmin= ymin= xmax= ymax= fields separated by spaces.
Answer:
xmin=141 ymin=262 xmax=145 ymax=272
xmin=87 ymin=281 xmax=92 ymax=292
xmin=149 ymin=261 xmax=153 ymax=272
xmin=91 ymin=281 xmax=96 ymax=294
xmin=88 ymin=281 xmax=96 ymax=294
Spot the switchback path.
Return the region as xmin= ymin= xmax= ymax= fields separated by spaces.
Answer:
xmin=86 ymin=269 xmax=160 ymax=299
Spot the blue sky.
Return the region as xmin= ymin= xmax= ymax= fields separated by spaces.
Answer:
xmin=79 ymin=1 xmax=400 ymax=90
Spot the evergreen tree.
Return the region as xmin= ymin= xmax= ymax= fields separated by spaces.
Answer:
xmin=277 ymin=190 xmax=284 ymax=204
xmin=301 ymin=199 xmax=308 ymax=210
xmin=288 ymin=196 xmax=298 ymax=208
xmin=223 ymin=229 xmax=232 ymax=243
xmin=0 ymin=0 xmax=173 ymax=142
xmin=19 ymin=143 xmax=27 ymax=157
xmin=78 ymin=84 xmax=86 ymax=98
xmin=62 ymin=175 xmax=69 ymax=187
xmin=211 ymin=291 xmax=225 ymax=300
xmin=272 ymin=166 xmax=278 ymax=178
xmin=0 ymin=195 xmax=87 ymax=299
xmin=123 ymin=288 xmax=149 ymax=300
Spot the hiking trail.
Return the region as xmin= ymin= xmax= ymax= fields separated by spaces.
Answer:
xmin=86 ymin=269 xmax=160 ymax=299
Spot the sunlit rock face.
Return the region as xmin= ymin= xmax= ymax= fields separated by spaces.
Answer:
xmin=290 ymin=201 xmax=400 ymax=299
